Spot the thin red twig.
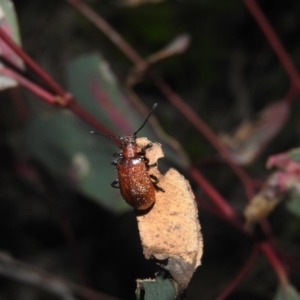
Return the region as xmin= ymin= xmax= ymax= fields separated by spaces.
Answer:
xmin=0 ymin=27 xmax=67 ymax=97
xmin=215 ymin=245 xmax=259 ymax=300
xmin=154 ymin=77 xmax=256 ymax=200
xmin=284 ymin=83 xmax=299 ymax=104
xmin=1 ymin=67 xmax=56 ymax=104
xmin=195 ymin=195 xmax=247 ymax=234
xmin=244 ymin=0 xmax=300 ymax=91
xmin=2 ymin=62 xmax=117 ymax=137
xmin=190 ymin=167 xmax=237 ymax=219
xmin=259 ymin=219 xmax=278 ymax=247
xmin=278 ymin=251 xmax=300 ymax=270
xmin=0 ymin=29 xmax=118 ymax=138
xmin=195 ymin=195 xmax=225 ymax=219
xmin=64 ymin=0 xmax=145 ymax=66
xmin=260 ymin=242 xmax=288 ymax=288
xmin=68 ymin=101 xmax=116 ymax=137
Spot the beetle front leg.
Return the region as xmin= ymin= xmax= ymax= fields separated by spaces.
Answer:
xmin=150 ymin=174 xmax=165 ymax=192
xmin=138 ymin=142 xmax=153 ymax=156
xmin=113 ymin=152 xmax=123 ymax=158
xmin=142 ymin=142 xmax=153 ymax=151
xmin=111 ymin=179 xmax=120 ymax=189
xmin=139 ymin=143 xmax=157 ymax=169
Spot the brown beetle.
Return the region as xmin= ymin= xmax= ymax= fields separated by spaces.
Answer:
xmin=91 ymin=103 xmax=164 ymax=210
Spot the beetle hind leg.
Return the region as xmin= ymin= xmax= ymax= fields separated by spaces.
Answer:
xmin=150 ymin=174 xmax=165 ymax=192
xmin=111 ymin=179 xmax=120 ymax=189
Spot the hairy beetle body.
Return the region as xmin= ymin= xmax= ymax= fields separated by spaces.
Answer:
xmin=91 ymin=103 xmax=164 ymax=210
xmin=117 ymin=154 xmax=156 ymax=210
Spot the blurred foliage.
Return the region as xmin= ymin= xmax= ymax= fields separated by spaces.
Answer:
xmin=274 ymin=284 xmax=300 ymax=300
xmin=0 ymin=0 xmax=300 ymax=299
xmin=26 ymin=53 xmax=189 ymax=213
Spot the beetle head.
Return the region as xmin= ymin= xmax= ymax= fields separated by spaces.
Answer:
xmin=119 ymin=135 xmax=136 ymax=148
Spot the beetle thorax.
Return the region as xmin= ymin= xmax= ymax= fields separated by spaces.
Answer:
xmin=121 ymin=136 xmax=139 ymax=159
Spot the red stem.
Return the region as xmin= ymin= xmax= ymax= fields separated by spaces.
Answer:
xmin=190 ymin=166 xmax=237 ymax=219
xmin=0 ymin=27 xmax=118 ymax=139
xmin=260 ymin=242 xmax=288 ymax=288
xmin=64 ymin=0 xmax=145 ymax=66
xmin=215 ymin=245 xmax=259 ymax=300
xmin=154 ymin=77 xmax=256 ymax=200
xmin=1 ymin=67 xmax=56 ymax=104
xmin=195 ymin=195 xmax=247 ymax=234
xmin=195 ymin=195 xmax=224 ymax=218
xmin=284 ymin=83 xmax=299 ymax=104
xmin=278 ymin=251 xmax=300 ymax=270
xmin=0 ymin=27 xmax=67 ymax=97
xmin=244 ymin=0 xmax=300 ymax=91
xmin=68 ymin=101 xmax=116 ymax=137
xmin=2 ymin=66 xmax=117 ymax=138
xmin=260 ymin=219 xmax=278 ymax=247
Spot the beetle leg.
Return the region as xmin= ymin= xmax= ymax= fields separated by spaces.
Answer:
xmin=142 ymin=142 xmax=153 ymax=151
xmin=150 ymin=174 xmax=165 ymax=192
xmin=150 ymin=174 xmax=159 ymax=183
xmin=111 ymin=179 xmax=120 ymax=189
xmin=141 ymin=156 xmax=157 ymax=169
xmin=138 ymin=142 xmax=153 ymax=156
xmin=139 ymin=146 xmax=157 ymax=169
xmin=147 ymin=162 xmax=157 ymax=168
xmin=142 ymin=156 xmax=149 ymax=164
xmin=113 ymin=152 xmax=123 ymax=158
xmin=111 ymin=160 xmax=118 ymax=166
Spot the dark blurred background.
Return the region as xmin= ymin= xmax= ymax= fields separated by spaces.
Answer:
xmin=1 ymin=0 xmax=300 ymax=299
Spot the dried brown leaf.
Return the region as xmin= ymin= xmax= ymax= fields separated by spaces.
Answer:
xmin=245 ymin=147 xmax=300 ymax=227
xmin=244 ymin=183 xmax=281 ymax=227
xmin=219 ymin=101 xmax=289 ymax=165
xmin=126 ymin=34 xmax=190 ymax=86
xmin=135 ymin=138 xmax=203 ymax=294
xmin=147 ymin=34 xmax=191 ymax=65
xmin=244 ymin=171 xmax=300 ymax=227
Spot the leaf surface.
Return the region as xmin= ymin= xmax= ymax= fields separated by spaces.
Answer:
xmin=274 ymin=284 xmax=300 ymax=300
xmin=136 ymin=138 xmax=203 ymax=297
xmin=0 ymin=0 xmax=23 ymax=90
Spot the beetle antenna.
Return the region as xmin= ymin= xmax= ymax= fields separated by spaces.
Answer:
xmin=90 ymin=131 xmax=124 ymax=140
xmin=133 ymin=103 xmax=157 ymax=137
